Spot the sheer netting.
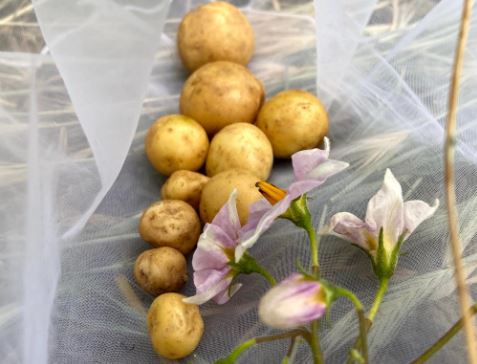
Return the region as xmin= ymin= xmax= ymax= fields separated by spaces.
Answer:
xmin=0 ymin=0 xmax=476 ymax=363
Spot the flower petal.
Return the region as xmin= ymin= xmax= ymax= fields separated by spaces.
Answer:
xmin=183 ymin=267 xmax=232 ymax=305
xmin=236 ymin=196 xmax=291 ymax=262
xmin=403 ymin=199 xmax=439 ymax=238
xmin=258 ymin=273 xmax=326 ymax=329
xmin=239 ymin=198 xmax=270 ymax=238
xmin=365 ymin=169 xmax=404 ymax=248
xmin=213 ymin=282 xmax=242 ymax=304
xmin=288 ymin=159 xmax=349 ymax=199
xmin=291 ymin=137 xmax=332 ymax=180
xmin=303 ymin=159 xmax=349 ymax=182
xmin=192 ymin=219 xmax=239 ymax=271
xmin=211 ymin=189 xmax=241 ymax=241
xmin=192 ymin=239 xmax=229 ymax=271
xmin=328 ymin=212 xmax=376 ymax=252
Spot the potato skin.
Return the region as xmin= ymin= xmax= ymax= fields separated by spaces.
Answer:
xmin=177 ymin=2 xmax=254 ymax=71
xmin=256 ymin=90 xmax=329 ymax=158
xmin=145 ymin=114 xmax=209 ymax=176
xmin=139 ymin=200 xmax=201 ymax=254
xmin=147 ymin=293 xmax=204 ymax=359
xmin=206 ymin=123 xmax=273 ymax=180
xmin=180 ymin=61 xmax=264 ymax=135
xmin=200 ymin=169 xmax=262 ymax=225
xmin=161 ymin=170 xmax=209 ymax=210
xmin=134 ymin=247 xmax=188 ymax=296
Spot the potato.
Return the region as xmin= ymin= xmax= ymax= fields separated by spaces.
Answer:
xmin=134 ymin=247 xmax=188 ymax=296
xmin=256 ymin=90 xmax=329 ymax=158
xmin=177 ymin=2 xmax=254 ymax=71
xmin=139 ymin=200 xmax=201 ymax=254
xmin=145 ymin=114 xmax=209 ymax=176
xmin=180 ymin=61 xmax=264 ymax=135
xmin=161 ymin=170 xmax=209 ymax=210
xmin=206 ymin=123 xmax=273 ymax=180
xmin=200 ymin=169 xmax=263 ymax=225
xmin=148 ymin=293 xmax=204 ymax=359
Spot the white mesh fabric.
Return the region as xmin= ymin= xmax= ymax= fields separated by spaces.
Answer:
xmin=1 ymin=0 xmax=477 ymax=363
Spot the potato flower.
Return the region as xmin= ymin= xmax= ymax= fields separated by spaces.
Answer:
xmin=236 ymin=137 xmax=349 ymax=261
xmin=185 ymin=189 xmax=278 ymax=305
xmin=328 ymin=169 xmax=439 ymax=278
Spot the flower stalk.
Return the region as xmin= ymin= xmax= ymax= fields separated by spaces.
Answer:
xmin=368 ymin=278 xmax=389 ymax=323
xmin=309 ymin=321 xmax=324 ymax=364
xmin=345 ymin=278 xmax=388 ymax=364
xmin=215 ymin=329 xmax=309 ymax=364
xmin=411 ymin=303 xmax=477 ymax=364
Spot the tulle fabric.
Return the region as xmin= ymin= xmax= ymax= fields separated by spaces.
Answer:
xmin=0 ymin=0 xmax=476 ymax=363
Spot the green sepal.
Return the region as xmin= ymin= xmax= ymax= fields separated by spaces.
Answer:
xmin=318 ymin=279 xmax=339 ymax=314
xmin=228 ymin=253 xmax=276 ymax=286
xmin=280 ymin=194 xmax=313 ymax=230
xmin=388 ymin=231 xmax=407 ymax=275
xmin=373 ymin=228 xmax=407 ymax=280
xmin=228 ymin=253 xmax=261 ymax=275
xmin=374 ymin=228 xmax=389 ymax=278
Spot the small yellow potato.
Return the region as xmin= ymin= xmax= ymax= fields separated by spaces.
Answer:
xmin=180 ymin=61 xmax=264 ymax=135
xmin=139 ymin=200 xmax=201 ymax=254
xmin=147 ymin=293 xmax=204 ymax=359
xmin=145 ymin=114 xmax=209 ymax=176
xmin=206 ymin=123 xmax=273 ymax=180
xmin=200 ymin=169 xmax=263 ymax=225
xmin=134 ymin=247 xmax=188 ymax=296
xmin=177 ymin=2 xmax=254 ymax=71
xmin=256 ymin=90 xmax=329 ymax=158
xmin=161 ymin=170 xmax=209 ymax=210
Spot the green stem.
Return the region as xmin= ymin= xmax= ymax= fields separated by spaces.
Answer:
xmin=334 ymin=287 xmax=368 ymax=364
xmin=215 ymin=329 xmax=308 ymax=364
xmin=345 ymin=279 xmax=389 ymax=364
xmin=310 ymin=320 xmax=324 ymax=364
xmin=218 ymin=338 xmax=256 ymax=363
xmin=368 ymin=278 xmax=389 ymax=322
xmin=305 ymin=217 xmax=322 ymax=364
xmin=282 ymin=336 xmax=300 ymax=364
xmin=255 ymin=265 xmax=277 ymax=286
xmin=282 ymin=194 xmax=320 ymax=278
xmin=306 ymin=223 xmax=320 ymax=279
xmin=411 ymin=303 xmax=477 ymax=364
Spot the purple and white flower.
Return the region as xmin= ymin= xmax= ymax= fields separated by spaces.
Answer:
xmin=184 ymin=190 xmax=260 ymax=305
xmin=258 ymin=273 xmax=326 ymax=329
xmin=236 ymin=137 xmax=349 ymax=261
xmin=328 ymin=169 xmax=439 ymax=270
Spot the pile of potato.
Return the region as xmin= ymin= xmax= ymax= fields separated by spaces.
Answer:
xmin=133 ymin=2 xmax=329 ymax=360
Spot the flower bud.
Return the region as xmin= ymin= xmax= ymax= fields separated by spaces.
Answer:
xmin=258 ymin=273 xmax=326 ymax=329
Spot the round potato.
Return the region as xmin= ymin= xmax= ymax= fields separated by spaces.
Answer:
xmin=180 ymin=61 xmax=264 ymax=135
xmin=148 ymin=293 xmax=204 ymax=359
xmin=161 ymin=170 xmax=209 ymax=210
xmin=178 ymin=2 xmax=254 ymax=71
xmin=206 ymin=123 xmax=273 ymax=180
xmin=139 ymin=200 xmax=201 ymax=254
xmin=200 ymin=169 xmax=263 ymax=225
xmin=145 ymin=114 xmax=209 ymax=176
xmin=256 ymin=90 xmax=329 ymax=158
xmin=134 ymin=247 xmax=188 ymax=296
